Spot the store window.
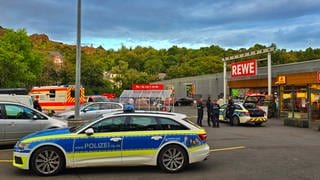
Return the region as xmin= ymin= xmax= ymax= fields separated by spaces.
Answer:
xmin=280 ymin=86 xmax=308 ymax=119
xmin=281 ymin=86 xmax=293 ymax=113
xmin=310 ymin=84 xmax=320 ymax=122
xmin=293 ymin=86 xmax=308 ymax=119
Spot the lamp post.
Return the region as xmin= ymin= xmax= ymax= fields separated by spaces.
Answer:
xmin=74 ymin=0 xmax=81 ymax=120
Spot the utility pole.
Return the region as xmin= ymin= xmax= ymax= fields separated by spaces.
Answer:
xmin=75 ymin=0 xmax=81 ymax=120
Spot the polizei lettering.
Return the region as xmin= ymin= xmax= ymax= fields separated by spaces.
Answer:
xmin=84 ymin=143 xmax=110 ymax=149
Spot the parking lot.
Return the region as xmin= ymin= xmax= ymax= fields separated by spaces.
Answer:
xmin=1 ymin=105 xmax=320 ymax=180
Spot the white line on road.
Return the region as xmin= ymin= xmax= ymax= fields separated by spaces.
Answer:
xmin=210 ymin=146 xmax=246 ymax=152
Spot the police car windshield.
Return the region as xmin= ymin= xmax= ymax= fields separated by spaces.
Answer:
xmin=70 ymin=114 xmax=104 ymax=133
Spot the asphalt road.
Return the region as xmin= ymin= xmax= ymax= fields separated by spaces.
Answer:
xmin=0 ymin=105 xmax=320 ymax=180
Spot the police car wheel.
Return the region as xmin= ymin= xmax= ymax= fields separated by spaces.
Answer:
xmin=30 ymin=146 xmax=65 ymax=176
xmin=232 ymin=116 xmax=240 ymax=126
xmin=158 ymin=144 xmax=188 ymax=173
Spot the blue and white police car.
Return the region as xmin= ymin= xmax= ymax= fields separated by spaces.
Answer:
xmin=13 ymin=111 xmax=210 ymax=176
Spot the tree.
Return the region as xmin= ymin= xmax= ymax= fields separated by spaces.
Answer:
xmin=111 ymin=60 xmax=149 ymax=95
xmin=0 ymin=29 xmax=43 ymax=88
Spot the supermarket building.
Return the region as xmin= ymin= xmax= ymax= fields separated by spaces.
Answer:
xmin=157 ymin=59 xmax=320 ymax=128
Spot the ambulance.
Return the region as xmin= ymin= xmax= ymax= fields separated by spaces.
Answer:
xmin=29 ymin=85 xmax=85 ymax=114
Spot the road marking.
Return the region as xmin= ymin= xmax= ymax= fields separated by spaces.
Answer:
xmin=0 ymin=146 xmax=245 ymax=163
xmin=0 ymin=160 xmax=12 ymax=163
xmin=210 ymin=146 xmax=245 ymax=152
xmin=0 ymin=149 xmax=12 ymax=152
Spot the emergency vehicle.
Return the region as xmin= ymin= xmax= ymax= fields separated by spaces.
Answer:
xmin=29 ymin=85 xmax=85 ymax=113
xmin=13 ymin=111 xmax=209 ymax=176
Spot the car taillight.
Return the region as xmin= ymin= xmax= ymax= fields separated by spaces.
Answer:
xmin=243 ymin=112 xmax=250 ymax=116
xmin=198 ymin=134 xmax=207 ymax=141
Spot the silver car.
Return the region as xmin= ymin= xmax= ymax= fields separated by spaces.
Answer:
xmin=0 ymin=101 xmax=67 ymax=145
xmin=54 ymin=102 xmax=123 ymax=120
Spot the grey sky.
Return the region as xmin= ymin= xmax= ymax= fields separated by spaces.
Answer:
xmin=1 ymin=0 xmax=319 ymax=50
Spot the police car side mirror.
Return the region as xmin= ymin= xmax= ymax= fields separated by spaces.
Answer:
xmin=85 ymin=128 xmax=94 ymax=136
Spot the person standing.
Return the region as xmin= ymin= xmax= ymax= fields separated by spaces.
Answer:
xmin=226 ymin=96 xmax=235 ymax=126
xmin=206 ymin=96 xmax=212 ymax=127
xmin=33 ymin=96 xmax=42 ymax=112
xmin=196 ymin=97 xmax=204 ymax=126
xmin=211 ymin=99 xmax=220 ymax=128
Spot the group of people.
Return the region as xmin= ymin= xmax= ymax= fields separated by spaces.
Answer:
xmin=196 ymin=95 xmax=235 ymax=127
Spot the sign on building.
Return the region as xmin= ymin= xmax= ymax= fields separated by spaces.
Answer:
xmin=132 ymin=84 xmax=164 ymax=90
xmin=278 ymin=75 xmax=286 ymax=84
xmin=231 ymin=59 xmax=257 ymax=78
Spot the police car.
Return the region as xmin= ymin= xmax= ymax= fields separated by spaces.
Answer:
xmin=13 ymin=111 xmax=209 ymax=176
xmin=219 ymin=103 xmax=267 ymax=126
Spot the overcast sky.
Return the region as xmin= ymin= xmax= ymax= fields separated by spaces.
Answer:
xmin=1 ymin=0 xmax=319 ymax=50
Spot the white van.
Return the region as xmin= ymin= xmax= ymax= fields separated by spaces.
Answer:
xmin=0 ymin=94 xmax=33 ymax=108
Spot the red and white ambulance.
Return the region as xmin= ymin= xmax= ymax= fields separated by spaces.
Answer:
xmin=29 ymin=85 xmax=85 ymax=114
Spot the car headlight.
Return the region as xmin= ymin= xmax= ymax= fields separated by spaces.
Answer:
xmin=17 ymin=141 xmax=30 ymax=150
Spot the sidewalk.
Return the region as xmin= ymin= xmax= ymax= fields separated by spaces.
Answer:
xmin=173 ymin=105 xmax=320 ymax=131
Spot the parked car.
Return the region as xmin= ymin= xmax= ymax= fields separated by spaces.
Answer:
xmin=0 ymin=101 xmax=67 ymax=145
xmin=13 ymin=111 xmax=209 ymax=176
xmin=174 ymin=97 xmax=195 ymax=106
xmin=54 ymin=102 xmax=123 ymax=120
xmin=219 ymin=102 xmax=267 ymax=126
xmin=85 ymin=95 xmax=110 ymax=102
xmin=0 ymin=94 xmax=34 ymax=108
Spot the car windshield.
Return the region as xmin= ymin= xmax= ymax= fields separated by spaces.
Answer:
xmin=93 ymin=96 xmax=110 ymax=102
xmin=67 ymin=103 xmax=91 ymax=111
xmin=69 ymin=114 xmax=104 ymax=133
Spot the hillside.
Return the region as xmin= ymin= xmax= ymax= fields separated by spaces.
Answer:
xmin=1 ymin=26 xmax=320 ymax=95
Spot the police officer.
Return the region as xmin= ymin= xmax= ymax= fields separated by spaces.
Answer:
xmin=206 ymin=96 xmax=212 ymax=127
xmin=211 ymin=99 xmax=220 ymax=128
xmin=196 ymin=97 xmax=204 ymax=126
xmin=226 ymin=96 xmax=235 ymax=126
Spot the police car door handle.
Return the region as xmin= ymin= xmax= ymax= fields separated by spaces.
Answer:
xmin=110 ymin=137 xmax=122 ymax=142
xmin=151 ymin=136 xmax=162 ymax=140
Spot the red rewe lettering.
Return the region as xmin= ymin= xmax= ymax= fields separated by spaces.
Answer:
xmin=231 ymin=60 xmax=257 ymax=78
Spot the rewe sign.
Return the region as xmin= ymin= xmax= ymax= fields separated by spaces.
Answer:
xmin=231 ymin=59 xmax=257 ymax=78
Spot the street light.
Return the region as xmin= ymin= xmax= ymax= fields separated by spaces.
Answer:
xmin=74 ymin=0 xmax=81 ymax=120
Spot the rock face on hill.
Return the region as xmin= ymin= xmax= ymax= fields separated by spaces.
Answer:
xmin=0 ymin=26 xmax=5 ymax=36
xmin=30 ymin=33 xmax=49 ymax=42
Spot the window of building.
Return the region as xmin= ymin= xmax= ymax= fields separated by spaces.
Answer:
xmin=310 ymin=84 xmax=320 ymax=122
xmin=280 ymin=85 xmax=308 ymax=119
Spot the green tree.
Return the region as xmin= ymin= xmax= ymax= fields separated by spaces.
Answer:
xmin=0 ymin=29 xmax=43 ymax=88
xmin=81 ymin=52 xmax=113 ymax=95
xmin=111 ymin=60 xmax=149 ymax=95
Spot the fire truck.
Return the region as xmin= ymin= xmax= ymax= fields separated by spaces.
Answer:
xmin=29 ymin=85 xmax=85 ymax=113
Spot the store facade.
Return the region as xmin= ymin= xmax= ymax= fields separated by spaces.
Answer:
xmin=225 ymin=60 xmax=320 ymax=128
xmin=277 ymin=72 xmax=320 ymax=128
xmin=157 ymin=59 xmax=320 ymax=128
